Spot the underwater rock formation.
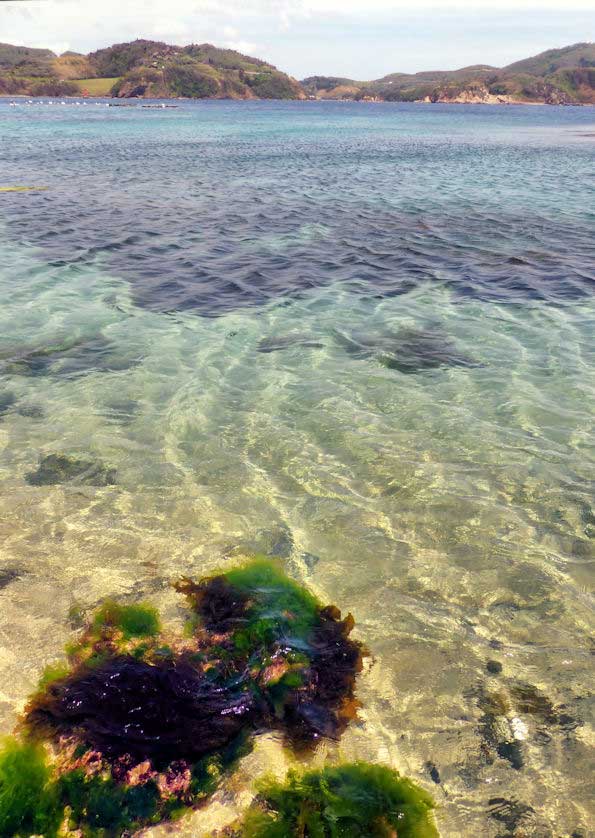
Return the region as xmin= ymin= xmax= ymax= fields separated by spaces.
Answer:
xmin=222 ymin=762 xmax=439 ymax=837
xmin=16 ymin=403 xmax=45 ymax=419
xmin=0 ymin=559 xmax=374 ymax=837
xmin=0 ymin=566 xmax=25 ymax=590
xmin=25 ymin=453 xmax=117 ymax=487
xmin=0 ymin=390 xmax=16 ymax=417
xmin=1 ymin=335 xmax=140 ymax=379
xmin=334 ymin=326 xmax=478 ymax=373
xmin=257 ymin=334 xmax=324 ymax=353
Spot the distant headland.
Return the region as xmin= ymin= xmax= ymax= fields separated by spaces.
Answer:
xmin=0 ymin=39 xmax=593 ymax=104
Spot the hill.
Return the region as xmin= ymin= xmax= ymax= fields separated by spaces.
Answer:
xmin=0 ymin=39 xmax=304 ymax=100
xmin=302 ymin=43 xmax=595 ymax=105
xmin=1 ymin=40 xmax=593 ymax=104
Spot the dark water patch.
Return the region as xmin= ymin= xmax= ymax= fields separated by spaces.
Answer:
xmin=26 ymin=454 xmax=117 ymax=487
xmin=1 ymin=111 xmax=594 ymax=315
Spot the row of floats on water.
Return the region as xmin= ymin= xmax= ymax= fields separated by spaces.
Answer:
xmin=8 ymin=101 xmax=178 ymax=108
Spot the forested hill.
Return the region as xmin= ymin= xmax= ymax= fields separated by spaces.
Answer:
xmin=302 ymin=43 xmax=595 ymax=104
xmin=0 ymin=39 xmax=305 ymax=99
xmin=1 ymin=39 xmax=593 ymax=104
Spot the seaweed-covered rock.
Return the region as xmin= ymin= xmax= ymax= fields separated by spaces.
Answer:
xmin=226 ymin=762 xmax=438 ymax=838
xmin=28 ymin=656 xmax=257 ymax=765
xmin=25 ymin=453 xmax=117 ymax=487
xmin=176 ymin=558 xmax=364 ymax=746
xmin=6 ymin=560 xmax=368 ymax=836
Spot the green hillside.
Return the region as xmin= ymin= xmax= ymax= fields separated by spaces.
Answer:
xmin=302 ymin=42 xmax=595 ymax=104
xmin=503 ymin=42 xmax=595 ymax=76
xmin=1 ymin=39 xmax=593 ymax=103
xmin=0 ymin=38 xmax=304 ymax=100
xmin=0 ymin=42 xmax=54 ymax=70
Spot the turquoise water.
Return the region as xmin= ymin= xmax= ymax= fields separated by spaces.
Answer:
xmin=0 ymin=100 xmax=594 ymax=836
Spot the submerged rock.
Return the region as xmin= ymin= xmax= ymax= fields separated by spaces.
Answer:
xmin=25 ymin=454 xmax=117 ymax=487
xmin=1 ymin=336 xmax=140 ymax=379
xmin=0 ymin=390 xmax=16 ymax=417
xmin=224 ymin=762 xmax=439 ymax=838
xmin=475 ymin=685 xmax=525 ymax=771
xmin=16 ymin=403 xmax=45 ymax=419
xmin=254 ymin=525 xmax=294 ymax=558
xmin=335 ymin=326 xmax=478 ymax=373
xmin=488 ymin=797 xmax=536 ymax=837
xmin=176 ymin=558 xmax=364 ymax=747
xmin=0 ymin=566 xmax=25 ymax=590
xmin=257 ymin=334 xmax=324 ymax=353
xmin=0 ymin=337 xmax=90 ymax=377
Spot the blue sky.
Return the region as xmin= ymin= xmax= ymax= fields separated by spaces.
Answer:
xmin=1 ymin=0 xmax=593 ymax=79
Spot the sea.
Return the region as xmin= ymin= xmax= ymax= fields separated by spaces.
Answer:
xmin=0 ymin=98 xmax=593 ymax=836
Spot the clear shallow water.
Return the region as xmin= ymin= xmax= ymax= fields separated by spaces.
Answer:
xmin=0 ymin=100 xmax=594 ymax=836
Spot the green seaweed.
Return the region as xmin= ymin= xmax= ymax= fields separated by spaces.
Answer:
xmin=225 ymin=558 xmax=320 ymax=637
xmin=234 ymin=762 xmax=438 ymax=838
xmin=61 ymin=770 xmax=159 ymax=835
xmin=36 ymin=662 xmax=71 ymax=691
xmin=177 ymin=558 xmax=321 ymax=651
xmin=0 ymin=738 xmax=63 ymax=838
xmin=92 ymin=600 xmax=161 ymax=639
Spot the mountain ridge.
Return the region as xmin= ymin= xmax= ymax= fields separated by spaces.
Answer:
xmin=301 ymin=43 xmax=595 ymax=105
xmin=0 ymin=39 xmax=305 ymax=99
xmin=0 ymin=40 xmax=593 ymax=103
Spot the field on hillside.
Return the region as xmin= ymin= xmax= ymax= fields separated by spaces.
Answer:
xmin=72 ymin=77 xmax=120 ymax=95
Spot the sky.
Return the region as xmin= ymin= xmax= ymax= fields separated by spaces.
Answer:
xmin=1 ymin=0 xmax=593 ymax=79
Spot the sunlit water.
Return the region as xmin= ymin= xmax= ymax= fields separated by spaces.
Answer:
xmin=0 ymin=99 xmax=593 ymax=836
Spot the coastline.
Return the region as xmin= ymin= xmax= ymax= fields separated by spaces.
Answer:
xmin=0 ymin=93 xmax=591 ymax=106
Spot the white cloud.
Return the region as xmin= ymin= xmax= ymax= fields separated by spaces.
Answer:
xmin=0 ymin=0 xmax=590 ymax=77
xmin=224 ymin=40 xmax=261 ymax=55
